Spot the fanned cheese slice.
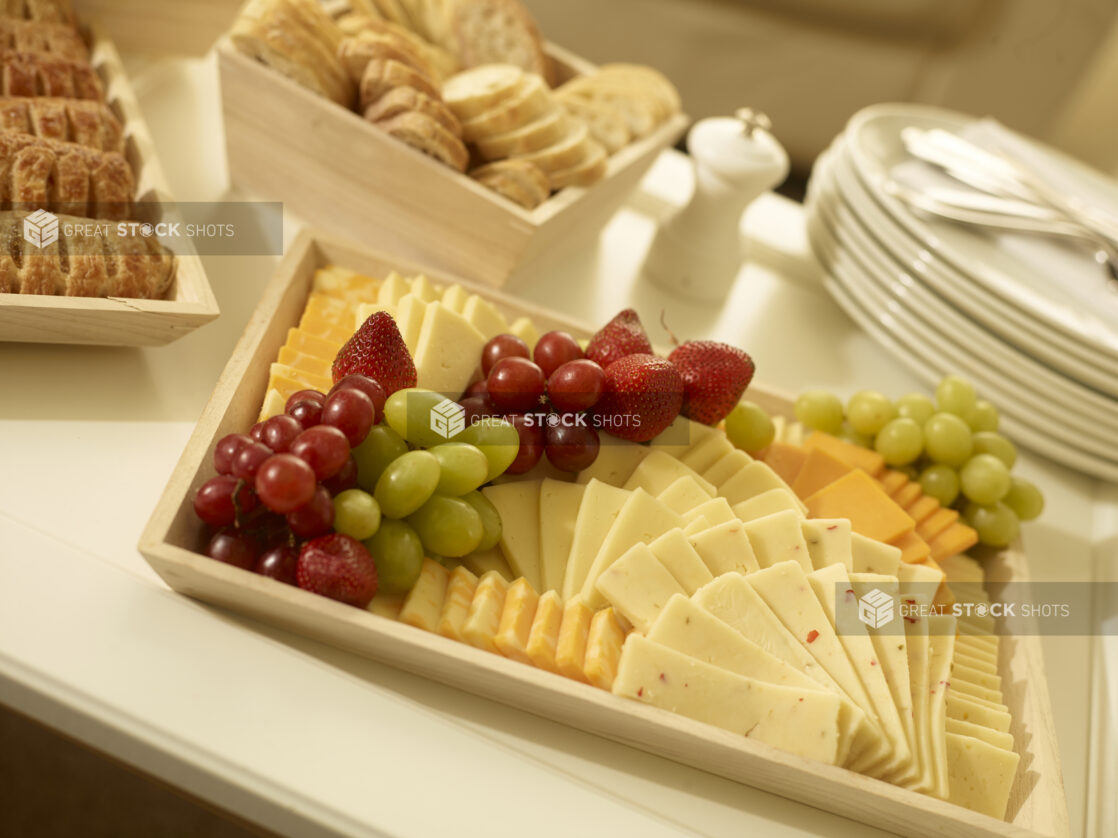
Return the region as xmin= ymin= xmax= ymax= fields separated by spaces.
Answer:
xmin=701 ymin=449 xmax=752 ymax=488
xmin=687 ymin=519 xmax=759 ymax=577
xmin=595 ymin=543 xmax=685 ymax=633
xmin=679 ymin=433 xmax=735 ymax=474
xmin=742 ymin=510 xmax=813 ymax=571
xmin=720 ymin=461 xmax=807 ymax=511
xmin=482 ymin=481 xmax=543 ymax=591
xmin=648 ymin=528 xmax=714 ymax=595
xmin=945 ymin=733 xmax=1020 ymax=820
xmin=562 ymin=480 xmax=630 ymax=600
xmin=681 ymin=497 xmax=736 ymax=528
xmin=732 ymin=489 xmax=802 ymax=522
xmin=901 ymin=592 xmax=935 ymax=793
xmin=413 ymin=302 xmax=486 ymax=397
xmin=574 ymin=441 xmax=648 ymax=487
xmin=800 ymin=518 xmax=853 ymax=571
xmin=657 ymin=476 xmax=716 ymax=516
xmin=623 ymin=450 xmax=716 ymax=497
xmin=926 ymin=615 xmax=958 ymax=799
xmin=538 ymin=479 xmax=585 ymax=593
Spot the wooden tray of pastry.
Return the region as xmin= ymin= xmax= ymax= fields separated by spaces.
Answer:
xmin=0 ymin=22 xmax=218 ymax=346
xmin=217 ymin=11 xmax=688 ymax=289
xmin=139 ymin=228 xmax=1069 ymax=838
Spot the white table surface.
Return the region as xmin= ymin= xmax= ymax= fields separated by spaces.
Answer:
xmin=1 ymin=54 xmax=1114 ymax=838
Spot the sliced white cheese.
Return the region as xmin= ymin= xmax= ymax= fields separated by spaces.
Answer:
xmin=648 ymin=528 xmax=714 ymax=595
xmin=394 ymin=293 xmax=431 ymax=355
xmin=947 ymin=693 xmax=1012 ymax=733
xmin=897 ymin=559 xmax=945 ymax=593
xmin=613 ymin=635 xmax=844 ymax=765
xmin=901 ymin=592 xmax=935 ymax=793
xmin=647 ymin=415 xmax=718 ymax=460
xmin=508 ymin=316 xmax=539 ymax=350
xmin=410 ymin=274 xmax=442 ymax=303
xmin=850 ymin=532 xmax=903 ymax=577
xmin=927 ymin=615 xmax=958 ymax=799
xmin=679 ymin=433 xmax=736 ymax=474
xmin=623 ymin=450 xmax=716 ymax=497
xmin=574 ymin=441 xmax=649 ymax=487
xmin=353 ymin=301 xmax=394 ymax=332
xmin=481 ymin=481 xmax=543 ymax=591
xmin=538 ymin=479 xmax=585 ymax=594
xmin=687 ymin=519 xmax=760 ymax=577
xmin=462 ymin=294 xmax=509 ymax=339
xmin=719 ymin=461 xmax=807 ymax=512
xmin=945 ymin=733 xmax=1020 ymax=820
xmin=440 ymin=283 xmax=470 ymax=314
xmin=681 ymin=516 xmax=710 ymax=536
xmin=946 ymin=718 xmax=1015 ymax=751
xmin=595 ymin=543 xmax=685 ymax=633
xmin=562 ymin=480 xmax=630 ymax=601
xmin=732 ymin=488 xmax=803 ymax=522
xmin=658 ymin=476 xmax=716 ymax=516
xmin=579 ymin=489 xmax=683 ymax=609
xmin=413 ymin=302 xmax=486 ymax=397
xmin=801 ymin=518 xmax=853 ymax=571
xmin=742 ymin=510 xmax=812 ymax=572
xmin=377 ymin=271 xmax=409 ymax=305
xmin=701 ymin=449 xmax=752 ymax=488
xmin=681 ymin=497 xmax=737 ymax=528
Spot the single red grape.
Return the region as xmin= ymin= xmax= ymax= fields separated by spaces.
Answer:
xmin=547 ymin=359 xmax=605 ymax=413
xmin=465 ymin=379 xmax=489 ymax=399
xmin=488 ymin=357 xmax=546 ymax=414
xmin=255 ymin=544 xmax=298 ymax=585
xmin=322 ymin=454 xmax=359 ymax=495
xmin=249 ymin=421 xmax=266 ymax=443
xmin=285 ymin=389 xmax=325 ymax=413
xmin=286 ymin=484 xmax=334 ymax=539
xmin=506 ymin=413 xmax=545 ymax=474
xmin=261 ymin=414 xmax=303 ymax=453
xmin=288 ymin=399 xmax=322 ymax=429
xmin=194 ymin=475 xmax=239 ymax=526
xmin=232 ymin=441 xmax=275 ymax=481
xmin=481 ymin=334 xmax=530 ymax=377
xmin=460 ymin=395 xmax=497 ymax=426
xmin=255 ymin=453 xmax=317 ymax=514
xmin=329 ymin=375 xmax=386 ymax=424
xmin=534 ymin=331 xmax=584 ymax=378
xmin=214 ymin=433 xmax=253 ymax=476
xmin=207 ymin=527 xmax=256 ymax=570
xmin=289 ymin=425 xmax=350 ymax=480
xmin=545 ymin=423 xmax=600 ymax=473
xmin=321 ymin=388 xmax=375 ymax=447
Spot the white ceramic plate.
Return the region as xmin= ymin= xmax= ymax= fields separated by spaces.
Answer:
xmin=843 ymin=103 xmax=1118 ymax=361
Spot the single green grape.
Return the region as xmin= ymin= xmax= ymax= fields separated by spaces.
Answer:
xmin=363 ymin=518 xmax=424 ymax=594
xmin=965 ymin=400 xmax=999 ymax=433
xmin=972 ymin=431 xmax=1017 ymax=469
xmin=923 ymin=412 xmax=973 ymax=467
xmin=725 ymin=401 xmax=775 ymax=452
xmin=874 ymin=417 xmax=924 ymax=466
xmin=836 ymin=423 xmax=874 ymax=449
xmin=408 ymin=495 xmax=484 ymax=557
xmin=935 ymin=374 xmax=978 ymax=417
xmin=793 ymin=390 xmax=844 ymax=434
xmin=964 ymin=501 xmax=1020 ymax=548
xmin=959 ymin=453 xmax=1011 ymax=505
xmin=353 ymin=424 xmax=409 ymax=492
xmin=461 ymin=490 xmax=502 ymax=551
xmin=457 ymin=418 xmax=519 ymax=481
xmin=847 ymin=390 xmax=896 ymax=437
xmin=374 ymin=450 xmax=441 ymax=518
xmin=919 ymin=463 xmax=960 ymax=507
xmin=332 ymin=489 xmax=382 ymax=540
xmin=428 ymin=442 xmax=490 ymax=495
xmin=895 ymin=392 xmax=936 ymax=426
xmin=384 ymin=388 xmax=459 ymax=448
xmin=1004 ymin=476 xmax=1044 ymax=521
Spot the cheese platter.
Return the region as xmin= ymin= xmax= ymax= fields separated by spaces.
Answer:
xmin=139 ymin=229 xmax=1068 ymax=838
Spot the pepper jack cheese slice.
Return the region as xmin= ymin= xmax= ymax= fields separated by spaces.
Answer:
xmin=623 ymin=450 xmax=716 ymax=497
xmin=494 ymin=577 xmax=540 ymax=663
xmin=437 ymin=566 xmax=480 ymax=642
xmin=679 ymin=433 xmax=735 ymax=474
xmin=562 ymin=480 xmax=630 ymax=600
xmin=901 ymin=593 xmax=935 ymax=794
xmin=462 ymin=571 xmax=508 ymax=653
xmin=800 ymin=518 xmax=853 ymax=571
xmin=701 ymin=449 xmax=752 ymax=487
xmin=947 ymin=693 xmax=1013 ymax=733
xmin=583 ymin=607 xmax=628 ymax=690
xmin=399 ymin=558 xmax=451 ymax=632
xmin=657 ymin=476 xmax=716 ymax=516
xmin=945 ymin=732 xmax=1020 ymax=820
xmin=926 ymin=615 xmax=958 ymax=799
xmin=851 ymin=532 xmax=903 ymax=577
xmin=742 ymin=510 xmax=813 ymax=572
xmin=482 ymin=481 xmax=543 ymax=591
xmin=732 ymin=488 xmax=803 ymax=522
xmin=526 ymin=590 xmax=563 ymax=672
xmin=613 ymin=635 xmax=845 ymax=765
xmin=648 ymin=528 xmax=714 ymax=595
xmin=946 ymin=718 xmax=1015 ymax=751
xmin=681 ymin=497 xmax=737 ymax=528
xmin=538 ymin=479 xmax=585 ymax=593
xmin=719 ymin=461 xmax=806 ymax=511
xmin=595 ymin=543 xmax=686 ymax=634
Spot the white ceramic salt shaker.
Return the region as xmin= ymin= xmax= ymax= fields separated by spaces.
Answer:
xmin=644 ymin=109 xmax=789 ymax=303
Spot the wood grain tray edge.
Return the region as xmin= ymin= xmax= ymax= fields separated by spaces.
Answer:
xmin=138 ymin=229 xmax=1069 ymax=838
xmin=0 ymin=32 xmax=219 ymax=347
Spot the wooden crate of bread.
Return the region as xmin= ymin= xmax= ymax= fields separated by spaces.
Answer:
xmin=218 ymin=0 xmax=688 ymax=289
xmin=139 ymin=228 xmax=1068 ymax=838
xmin=0 ymin=6 xmax=218 ymax=345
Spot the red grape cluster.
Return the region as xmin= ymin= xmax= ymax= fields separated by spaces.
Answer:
xmin=192 ymin=374 xmax=387 ymax=583
xmin=463 ymin=331 xmax=606 ymax=475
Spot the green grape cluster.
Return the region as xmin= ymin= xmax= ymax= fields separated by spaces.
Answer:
xmin=794 ymin=374 xmax=1044 ymax=548
xmin=339 ymin=388 xmax=517 ymax=593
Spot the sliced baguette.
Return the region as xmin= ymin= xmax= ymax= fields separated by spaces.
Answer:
xmin=513 ymin=119 xmax=590 ymax=173
xmin=556 ymin=95 xmax=629 ymax=154
xmin=338 ymin=14 xmax=458 ymax=81
xmin=558 ymin=79 xmax=658 ymax=139
xmin=474 ymin=106 xmax=567 ymax=160
xmin=375 ymin=110 xmax=469 ymax=171
xmin=360 ymin=57 xmax=442 ymax=109
xmin=471 ymin=159 xmax=550 ymax=209
xmin=442 ymin=63 xmax=524 ymax=120
xmin=364 ymin=85 xmax=462 ymax=137
xmin=548 ymin=139 xmax=607 ymax=189
xmin=339 ymin=33 xmax=437 ymax=83
xmin=448 ymin=0 xmax=552 ymax=85
xmin=460 ymin=74 xmax=550 ymax=142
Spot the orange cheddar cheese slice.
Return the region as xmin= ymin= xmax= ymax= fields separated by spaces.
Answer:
xmin=894 ymin=530 xmax=931 ymax=565
xmin=892 ymin=481 xmax=922 ymax=510
xmin=555 ymin=596 xmax=594 ymax=683
xmin=526 ymin=590 xmax=563 ymax=673
xmin=462 ymin=571 xmax=508 ymax=653
xmin=437 ymin=566 xmax=479 ymax=642
xmin=804 ymin=469 xmax=915 ymax=544
xmin=583 ymin=607 xmax=628 ymax=690
xmin=285 ymin=327 xmax=341 ymax=361
xmin=918 ymin=507 xmax=959 ymax=543
xmin=906 ymin=495 xmax=941 ymax=526
xmin=494 ymin=577 xmax=539 ymax=663
xmin=399 ymin=558 xmax=450 ymax=632
xmin=265 ymin=363 xmax=333 ymax=404
xmin=929 ymin=523 xmax=980 ymax=563
xmin=804 ymin=431 xmax=885 ymax=477
xmin=878 ymin=469 xmax=909 ymax=497
xmin=277 ymin=346 xmax=332 ymax=379
xmin=791 ymin=447 xmax=854 ymax=500
xmin=758 ymin=441 xmax=808 ymax=487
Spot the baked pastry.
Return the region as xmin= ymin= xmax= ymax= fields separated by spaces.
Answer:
xmin=0 ymin=0 xmax=77 ymax=25
xmin=0 ymin=51 xmax=103 ymax=100
xmin=231 ymin=0 xmax=354 ymax=107
xmin=0 ymin=19 xmax=87 ymax=62
xmin=469 ymin=158 xmax=548 ymax=209
xmin=448 ymin=0 xmax=552 ymax=85
xmin=0 ymin=97 xmax=124 ymax=152
xmin=0 ymin=210 xmax=174 ymax=298
xmin=363 ymin=85 xmax=461 ymax=136
xmin=374 ymin=110 xmax=468 ymax=171
xmin=0 ymin=132 xmax=133 ymax=218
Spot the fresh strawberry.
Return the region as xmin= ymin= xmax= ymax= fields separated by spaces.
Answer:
xmin=594 ymin=354 xmax=683 ymax=442
xmin=668 ymin=340 xmax=755 ymax=425
xmin=585 ymin=309 xmax=653 ymax=369
xmin=332 ymin=312 xmax=417 ymax=395
xmin=296 ymin=533 xmax=378 ymax=607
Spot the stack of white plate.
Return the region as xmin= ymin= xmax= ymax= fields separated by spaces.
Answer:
xmin=806 ymin=103 xmax=1118 ymax=481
